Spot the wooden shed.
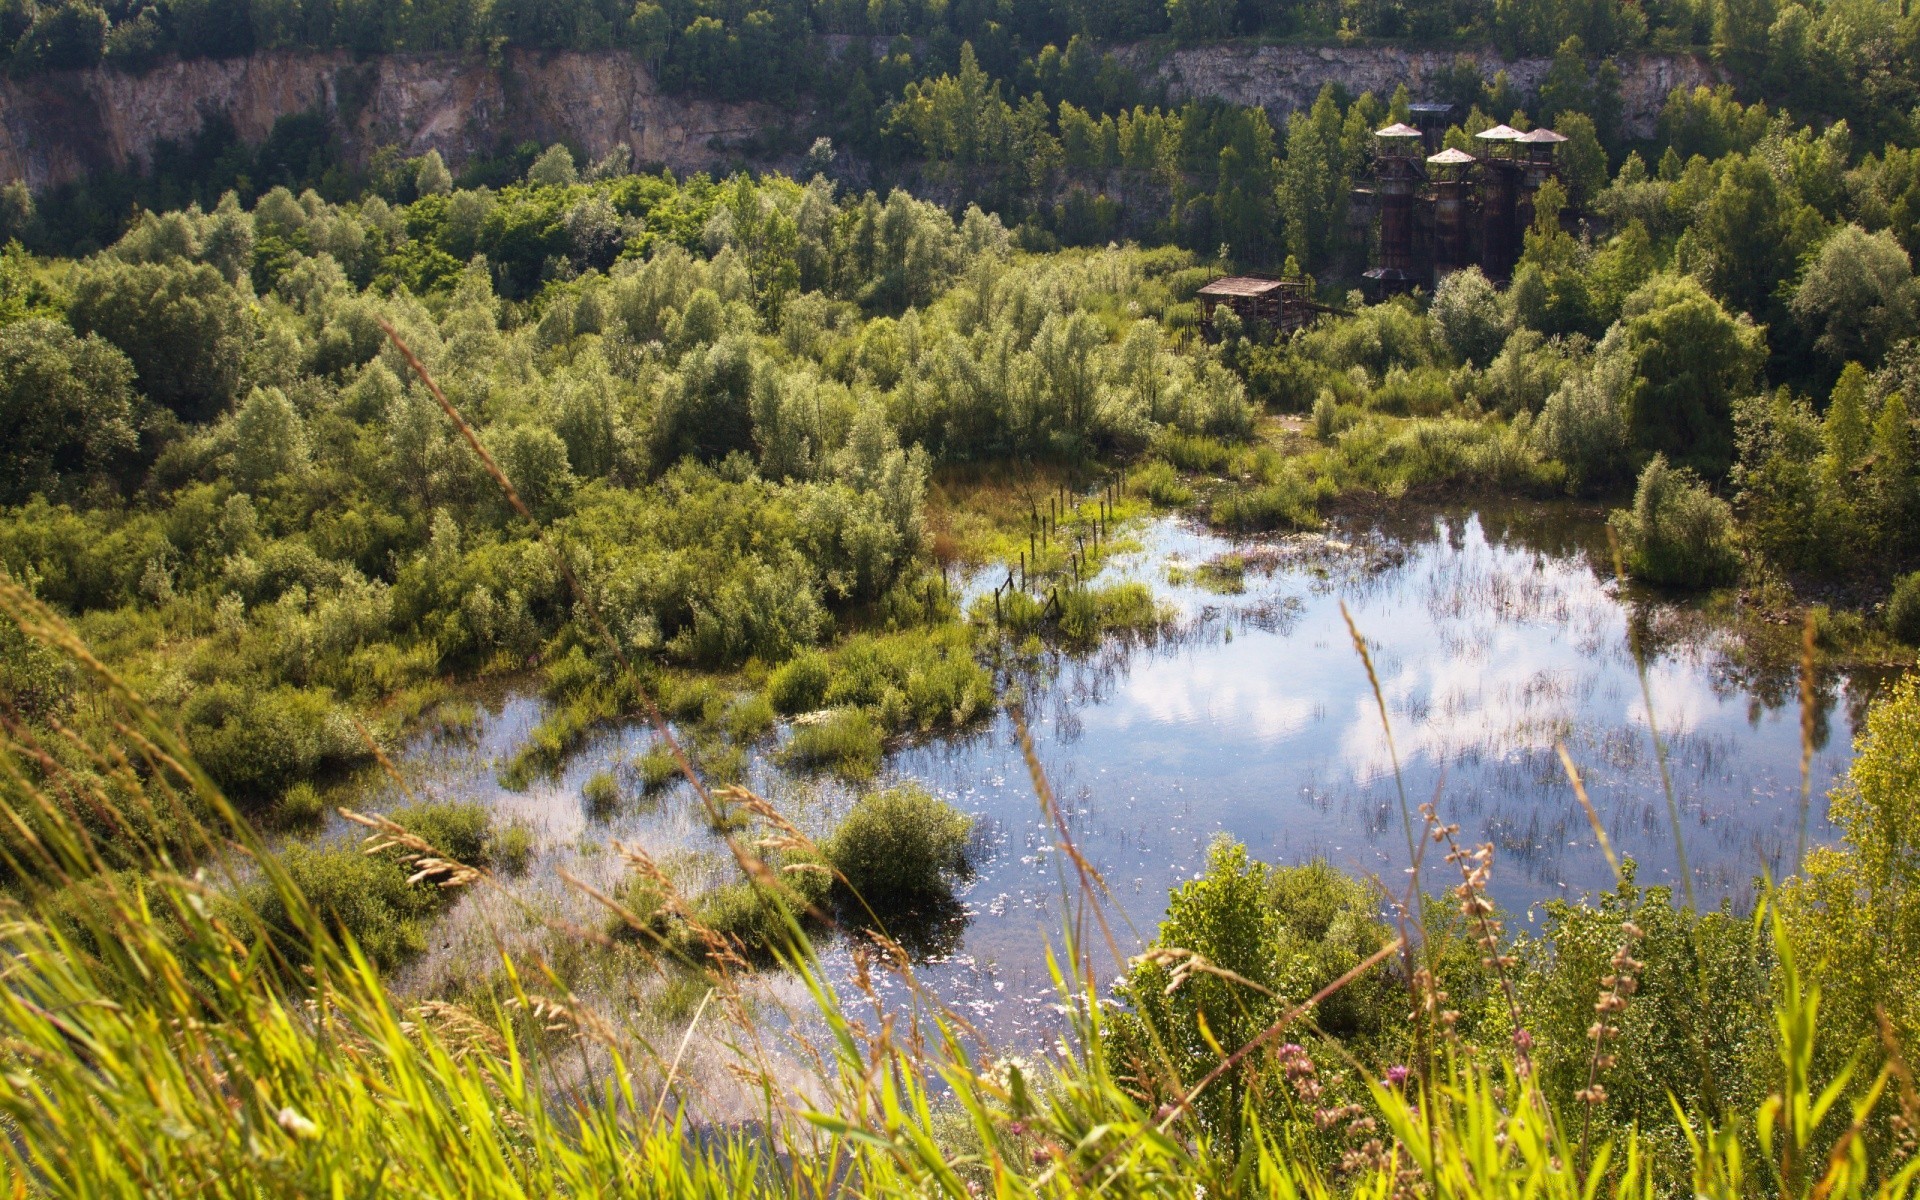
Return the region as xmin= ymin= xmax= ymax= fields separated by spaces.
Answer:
xmin=1195 ymin=276 xmax=1314 ymax=335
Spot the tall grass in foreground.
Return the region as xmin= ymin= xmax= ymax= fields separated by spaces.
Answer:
xmin=0 ymin=328 xmax=1914 ymax=1198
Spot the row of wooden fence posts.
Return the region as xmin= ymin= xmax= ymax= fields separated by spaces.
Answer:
xmin=994 ymin=477 xmax=1123 ymax=624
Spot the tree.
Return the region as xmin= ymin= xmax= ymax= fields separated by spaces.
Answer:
xmin=1166 ymin=0 xmax=1236 ymax=40
xmin=1790 ymin=224 xmax=1919 ymax=370
xmin=415 ymin=150 xmax=454 ymax=196
xmin=12 ymin=2 xmax=107 ymax=71
xmin=231 ymin=386 xmax=309 ymax=491
xmin=1554 ymin=112 xmax=1609 ymax=207
xmin=526 ymin=144 xmax=578 ymax=187
xmin=1430 ymin=266 xmax=1509 ymax=367
xmin=0 ymin=319 xmax=138 ymax=503
xmin=66 ymin=258 xmax=253 ymax=423
xmin=1277 ymin=87 xmax=1347 ymax=273
xmin=1610 ymin=454 xmax=1742 ymax=588
xmin=1608 ymin=274 xmax=1767 ymax=476
xmin=1695 ymin=152 xmax=1808 ymax=322
xmin=1536 ymin=36 xmax=1592 ymax=126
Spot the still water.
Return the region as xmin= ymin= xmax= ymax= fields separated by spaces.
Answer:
xmin=381 ymin=505 xmax=1867 ymax=1046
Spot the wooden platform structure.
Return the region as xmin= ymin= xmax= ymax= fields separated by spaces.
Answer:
xmin=1195 ymin=275 xmax=1318 ymax=336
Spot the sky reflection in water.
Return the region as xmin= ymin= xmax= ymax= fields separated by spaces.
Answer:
xmin=387 ymin=505 xmax=1862 ymax=1046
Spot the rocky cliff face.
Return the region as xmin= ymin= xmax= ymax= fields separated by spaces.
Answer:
xmin=1114 ymin=43 xmax=1719 ymax=138
xmin=0 ymin=50 xmax=776 ymax=192
xmin=0 ymin=43 xmax=1717 ymax=194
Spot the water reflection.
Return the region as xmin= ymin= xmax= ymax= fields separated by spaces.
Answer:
xmin=379 ymin=504 xmax=1869 ymax=1046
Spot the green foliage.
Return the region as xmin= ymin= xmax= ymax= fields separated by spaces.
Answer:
xmin=1107 ymin=839 xmax=1407 ymax=1147
xmin=822 ymin=784 xmax=973 ymax=908
xmin=636 ymin=741 xmax=680 ymax=793
xmin=1779 ymin=674 xmax=1920 ymax=1104
xmin=1611 ymin=454 xmax=1742 ymax=589
xmin=1791 ymin=224 xmax=1919 ymax=370
xmin=1208 ymin=481 xmax=1318 ymax=532
xmin=780 ymin=706 xmax=883 ymax=779
xmin=183 ymin=681 xmax=363 ymax=809
xmin=246 ymin=800 xmax=524 ymax=968
xmin=582 ymin=769 xmax=621 ymax=816
xmin=767 ymin=649 xmax=831 ymax=713
xmin=66 ymin=256 xmax=252 ymax=423
xmin=1430 ymin=267 xmax=1510 ymax=368
xmin=1887 ymin=573 xmax=1920 ymax=644
xmin=1518 ymin=869 xmax=1772 ymax=1182
xmin=1608 ymin=274 xmax=1767 ymax=477
xmin=0 ymin=318 xmax=139 ymax=503
xmin=1129 ymin=460 xmax=1194 ymax=506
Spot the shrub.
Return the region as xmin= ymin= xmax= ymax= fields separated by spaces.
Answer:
xmin=1518 ymin=869 xmax=1771 ymax=1179
xmin=767 ymin=650 xmax=831 ymax=713
xmin=1311 ymin=390 xmax=1339 ymax=442
xmin=693 ymin=855 xmax=831 ymax=959
xmin=1431 ymin=266 xmax=1510 ymax=367
xmin=781 ymin=707 xmax=883 ymax=779
xmin=184 ymin=682 xmax=361 ymax=809
xmin=823 ymin=786 xmax=973 ymax=908
xmin=725 ymin=693 xmax=776 ymax=741
xmin=582 ymin=770 xmax=621 ymax=817
xmin=1887 ymin=572 xmax=1920 ymax=644
xmin=821 ymin=629 xmax=990 ymax=733
xmin=1130 ymin=460 xmax=1193 ymax=507
xmin=1057 ymin=582 xmax=1163 ymax=644
xmin=637 ymin=742 xmax=680 ymax=794
xmin=263 ymin=843 xmax=431 ymax=968
xmin=1533 ymin=349 xmax=1634 ymax=494
xmin=276 ymin=782 xmax=326 ymax=825
xmin=609 ymin=872 xmax=674 ymax=941
xmin=1610 ymin=455 xmax=1742 ymax=589
xmin=1209 ymin=481 xmax=1318 ymax=532
xmin=1156 ymin=431 xmax=1233 ymax=473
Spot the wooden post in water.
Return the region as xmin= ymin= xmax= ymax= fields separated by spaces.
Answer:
xmin=1018 ymin=550 xmax=1026 ymax=591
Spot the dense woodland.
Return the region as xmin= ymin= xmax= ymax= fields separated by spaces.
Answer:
xmin=3 ymin=4 xmax=1920 ymax=1195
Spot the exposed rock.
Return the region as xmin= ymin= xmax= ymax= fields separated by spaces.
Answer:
xmin=0 ymin=42 xmax=1718 ymax=194
xmin=1112 ymin=42 xmax=1720 ymax=138
xmin=0 ymin=50 xmax=775 ymax=192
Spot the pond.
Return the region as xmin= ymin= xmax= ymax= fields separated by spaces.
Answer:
xmin=378 ymin=503 xmax=1869 ymax=1049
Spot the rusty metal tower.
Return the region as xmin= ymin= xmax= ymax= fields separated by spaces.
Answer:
xmin=1363 ymin=122 xmax=1425 ymax=297
xmin=1426 ymin=146 xmax=1477 ymax=280
xmin=1474 ymin=124 xmax=1524 ymax=283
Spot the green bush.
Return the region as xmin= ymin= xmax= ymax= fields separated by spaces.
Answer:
xmin=781 ymin=707 xmax=884 ymax=779
xmin=1209 ymin=481 xmax=1318 ymax=532
xmin=1517 ymin=869 xmax=1771 ymax=1179
xmin=1057 ymin=582 xmax=1163 ymax=644
xmin=582 ymin=770 xmax=621 ymax=817
xmin=1611 ymin=455 xmax=1742 ymax=589
xmin=637 ymin=742 xmax=681 ymax=794
xmin=262 ymin=842 xmax=433 ymax=968
xmin=1130 ymin=460 xmax=1194 ymax=507
xmin=184 ymin=682 xmax=362 ymax=809
xmin=1887 ymin=572 xmax=1920 ymax=644
xmin=823 ymin=785 xmax=974 ymax=908
xmin=821 ymin=628 xmax=991 ymax=733
xmin=1156 ymin=430 xmax=1233 ymax=473
xmin=693 ymin=855 xmax=832 ymax=959
xmin=244 ymin=800 xmax=527 ymax=969
xmin=724 ymin=692 xmax=776 ymax=741
xmin=276 ymin=782 xmax=327 ymax=825
xmin=766 ymin=650 xmax=832 ymax=714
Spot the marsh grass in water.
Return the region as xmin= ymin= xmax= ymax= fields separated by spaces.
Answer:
xmin=4 ymin=486 xmax=1920 ymax=1200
